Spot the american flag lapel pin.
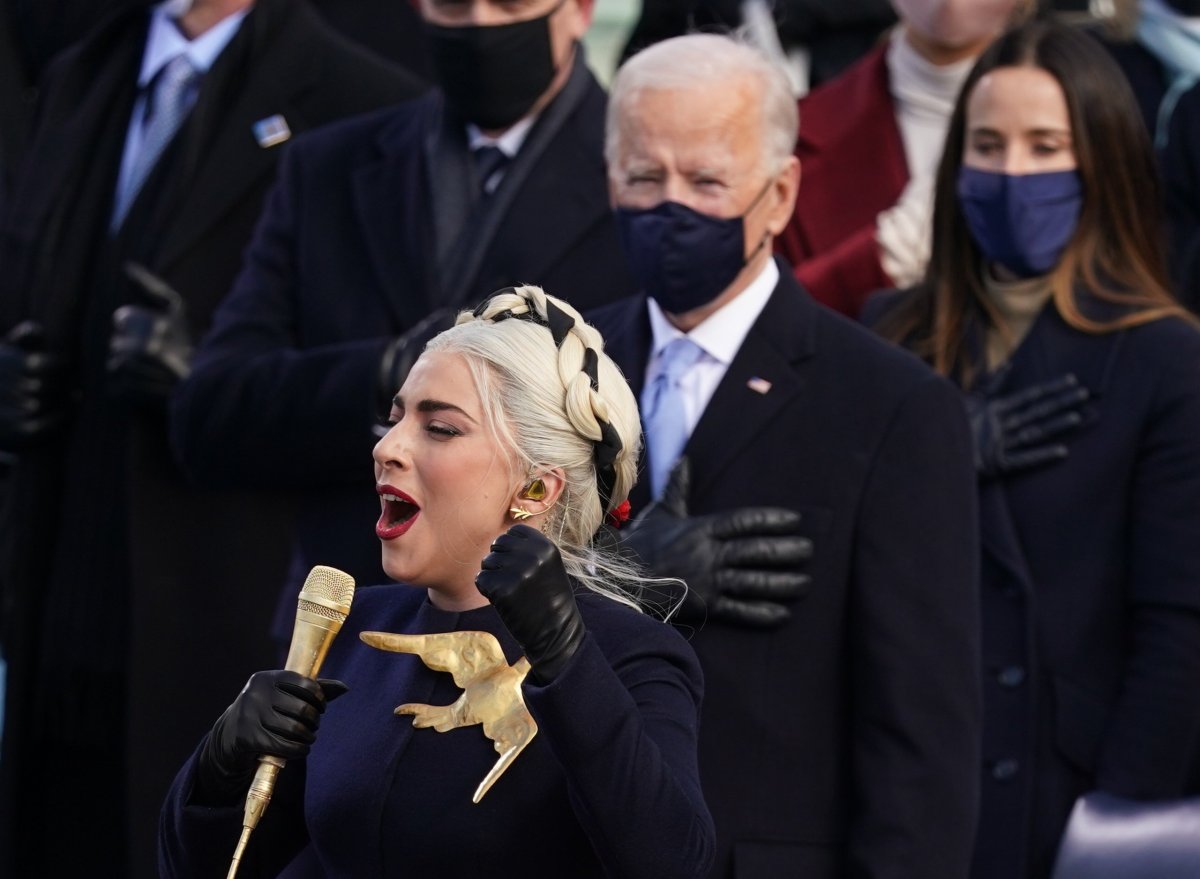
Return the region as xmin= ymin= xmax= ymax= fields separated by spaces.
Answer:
xmin=747 ymin=376 xmax=772 ymax=395
xmin=253 ymin=114 xmax=292 ymax=148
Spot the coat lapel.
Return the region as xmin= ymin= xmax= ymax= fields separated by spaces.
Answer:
xmin=481 ymin=114 xmax=610 ymax=294
xmin=976 ymin=294 xmax=1125 ymax=589
xmin=155 ymin=0 xmax=317 ymax=270
xmin=4 ymin=14 xmax=144 ymax=248
xmin=438 ymin=53 xmax=602 ymax=306
xmin=683 ymin=267 xmax=816 ymax=507
xmin=999 ymin=299 xmax=1125 ymax=402
xmin=352 ymin=99 xmax=440 ymax=329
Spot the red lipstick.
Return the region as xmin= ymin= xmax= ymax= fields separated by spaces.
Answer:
xmin=376 ymin=484 xmax=420 ymax=540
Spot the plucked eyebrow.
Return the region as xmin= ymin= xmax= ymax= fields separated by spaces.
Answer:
xmin=392 ymin=394 xmax=478 ymax=424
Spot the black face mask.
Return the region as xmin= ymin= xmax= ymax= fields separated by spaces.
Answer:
xmin=614 ymin=181 xmax=773 ymax=314
xmin=425 ymin=3 xmax=564 ymax=131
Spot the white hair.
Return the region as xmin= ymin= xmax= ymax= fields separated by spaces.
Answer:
xmin=427 ymin=285 xmax=656 ymax=611
xmin=606 ymin=32 xmax=799 ymax=175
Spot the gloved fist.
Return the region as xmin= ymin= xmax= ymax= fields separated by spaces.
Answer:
xmin=107 ymin=262 xmax=193 ymax=402
xmin=196 ymin=670 xmax=347 ymax=803
xmin=968 ymin=372 xmax=1090 ymax=479
xmin=621 ymin=458 xmax=812 ymax=629
xmin=476 ymin=523 xmax=585 ymax=686
xmin=0 ymin=321 xmax=72 ymax=453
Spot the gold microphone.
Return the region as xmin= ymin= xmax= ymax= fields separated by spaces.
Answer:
xmin=227 ymin=565 xmax=356 ymax=879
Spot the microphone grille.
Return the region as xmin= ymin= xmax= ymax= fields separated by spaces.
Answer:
xmin=296 ymin=565 xmax=356 ymax=622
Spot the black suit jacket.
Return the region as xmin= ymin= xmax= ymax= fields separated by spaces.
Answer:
xmin=0 ymin=3 xmax=421 ymax=876
xmin=171 ymin=53 xmax=635 ymax=619
xmin=588 ymin=263 xmax=982 ymax=879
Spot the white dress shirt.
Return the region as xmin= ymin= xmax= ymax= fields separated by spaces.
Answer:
xmin=115 ymin=3 xmax=249 ymax=203
xmin=643 ymin=258 xmax=779 ymax=438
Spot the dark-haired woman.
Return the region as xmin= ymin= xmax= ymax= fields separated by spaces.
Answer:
xmin=159 ymin=286 xmax=714 ymax=878
xmin=869 ymin=21 xmax=1200 ymax=879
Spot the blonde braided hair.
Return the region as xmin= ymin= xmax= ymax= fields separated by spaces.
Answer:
xmin=425 ymin=285 xmax=648 ymax=609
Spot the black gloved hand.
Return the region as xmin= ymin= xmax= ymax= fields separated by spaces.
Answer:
xmin=968 ymin=372 xmax=1090 ymax=479
xmin=377 ymin=308 xmax=457 ymax=417
xmin=195 ymin=670 xmax=348 ymax=804
xmin=107 ymin=262 xmax=193 ymax=402
xmin=621 ymin=458 xmax=812 ymax=629
xmin=0 ymin=321 xmax=72 ymax=453
xmin=476 ymin=523 xmax=586 ymax=686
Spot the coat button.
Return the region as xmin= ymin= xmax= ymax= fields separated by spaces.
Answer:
xmin=991 ymin=758 xmax=1019 ymax=781
xmin=997 ymin=666 xmax=1026 ymax=688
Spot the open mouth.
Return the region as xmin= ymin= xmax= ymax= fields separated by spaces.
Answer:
xmin=376 ymin=486 xmax=420 ymax=539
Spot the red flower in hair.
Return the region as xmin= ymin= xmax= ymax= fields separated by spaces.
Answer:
xmin=606 ymin=500 xmax=631 ymax=528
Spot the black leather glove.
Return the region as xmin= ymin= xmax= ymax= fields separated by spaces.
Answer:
xmin=968 ymin=372 xmax=1090 ymax=479
xmin=107 ymin=262 xmax=193 ymax=402
xmin=377 ymin=308 xmax=457 ymax=416
xmin=195 ymin=670 xmax=347 ymax=804
xmin=476 ymin=523 xmax=586 ymax=686
xmin=0 ymin=321 xmax=72 ymax=453
xmin=621 ymin=458 xmax=812 ymax=629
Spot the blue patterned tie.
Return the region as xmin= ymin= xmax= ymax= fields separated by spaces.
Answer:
xmin=112 ymin=54 xmax=201 ymax=229
xmin=642 ymin=336 xmax=704 ymax=499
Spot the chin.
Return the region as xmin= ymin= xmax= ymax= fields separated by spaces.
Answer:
xmin=380 ymin=552 xmax=425 ymax=586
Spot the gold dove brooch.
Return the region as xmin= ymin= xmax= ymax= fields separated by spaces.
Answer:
xmin=360 ymin=630 xmax=537 ymax=803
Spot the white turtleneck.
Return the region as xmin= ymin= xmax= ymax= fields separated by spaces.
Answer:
xmin=886 ymin=28 xmax=977 ymax=180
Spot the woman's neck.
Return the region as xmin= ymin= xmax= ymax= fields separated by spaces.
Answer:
xmin=981 ymin=267 xmax=1053 ymax=369
xmin=426 ymin=585 xmax=490 ymax=613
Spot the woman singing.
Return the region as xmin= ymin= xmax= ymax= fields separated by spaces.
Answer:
xmin=160 ymin=286 xmax=715 ymax=878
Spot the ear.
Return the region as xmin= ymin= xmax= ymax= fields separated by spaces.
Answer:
xmin=508 ymin=468 xmax=567 ymax=519
xmin=765 ymin=155 xmax=801 ymax=236
xmin=570 ymin=0 xmax=596 ymax=31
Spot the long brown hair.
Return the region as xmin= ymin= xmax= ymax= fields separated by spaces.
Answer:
xmin=878 ymin=20 xmax=1191 ymax=386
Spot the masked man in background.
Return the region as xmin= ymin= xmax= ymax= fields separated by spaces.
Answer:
xmin=591 ymin=33 xmax=982 ymax=877
xmin=171 ymin=0 xmax=635 ymax=646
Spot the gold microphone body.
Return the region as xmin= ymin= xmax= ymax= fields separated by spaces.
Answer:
xmin=228 ymin=565 xmax=356 ymax=879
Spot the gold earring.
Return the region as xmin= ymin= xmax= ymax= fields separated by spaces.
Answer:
xmin=508 ymin=507 xmax=533 ymax=521
xmin=522 ymin=479 xmax=547 ymax=501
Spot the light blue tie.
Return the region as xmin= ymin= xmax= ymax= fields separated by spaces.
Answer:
xmin=112 ymin=54 xmax=201 ymax=229
xmin=642 ymin=336 xmax=704 ymax=499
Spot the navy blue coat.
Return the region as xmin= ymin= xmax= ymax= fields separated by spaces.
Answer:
xmin=171 ymin=54 xmax=635 ymax=619
xmin=868 ymin=291 xmax=1200 ymax=878
xmin=588 ymin=264 xmax=982 ymax=879
xmin=160 ymin=586 xmax=714 ymax=878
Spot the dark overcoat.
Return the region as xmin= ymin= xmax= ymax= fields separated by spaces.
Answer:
xmin=0 ymin=3 xmax=422 ymax=875
xmin=868 ymin=290 xmax=1200 ymax=878
xmin=588 ymin=263 xmax=983 ymax=879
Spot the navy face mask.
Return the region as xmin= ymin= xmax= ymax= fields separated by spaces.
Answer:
xmin=957 ymin=166 xmax=1083 ymax=278
xmin=615 ymin=185 xmax=771 ymax=314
